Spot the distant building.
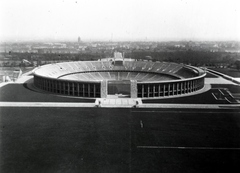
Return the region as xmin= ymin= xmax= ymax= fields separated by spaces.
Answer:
xmin=78 ymin=37 xmax=81 ymax=44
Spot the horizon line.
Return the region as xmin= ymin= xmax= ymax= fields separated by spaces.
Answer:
xmin=1 ymin=38 xmax=240 ymax=43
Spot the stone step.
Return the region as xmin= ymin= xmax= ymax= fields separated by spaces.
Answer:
xmin=95 ymin=98 xmax=142 ymax=107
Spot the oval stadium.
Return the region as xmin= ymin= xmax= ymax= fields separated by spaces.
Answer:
xmin=33 ymin=55 xmax=206 ymax=99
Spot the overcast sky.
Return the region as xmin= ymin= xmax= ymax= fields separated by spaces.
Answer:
xmin=0 ymin=0 xmax=239 ymax=42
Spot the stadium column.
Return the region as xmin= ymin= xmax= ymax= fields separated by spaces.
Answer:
xmin=177 ymin=83 xmax=179 ymax=95
xmin=53 ymin=80 xmax=55 ymax=92
xmin=147 ymin=84 xmax=150 ymax=98
xmin=88 ymin=84 xmax=90 ymax=97
xmin=94 ymin=84 xmax=96 ymax=97
xmin=163 ymin=84 xmax=165 ymax=97
xmin=172 ymin=83 xmax=174 ymax=95
xmin=189 ymin=81 xmax=192 ymax=92
xmin=52 ymin=80 xmax=55 ymax=92
xmin=47 ymin=80 xmax=49 ymax=91
xmin=158 ymin=84 xmax=160 ymax=97
xmin=185 ymin=81 xmax=187 ymax=93
xmin=48 ymin=80 xmax=52 ymax=92
xmin=191 ymin=80 xmax=193 ymax=92
xmin=72 ymin=82 xmax=75 ymax=96
xmin=63 ymin=82 xmax=66 ymax=94
xmin=196 ymin=79 xmax=198 ymax=90
xmin=195 ymin=80 xmax=198 ymax=90
xmin=101 ymin=80 xmax=107 ymax=98
xmin=188 ymin=81 xmax=191 ymax=93
xmin=189 ymin=81 xmax=191 ymax=92
xmin=50 ymin=80 xmax=52 ymax=92
xmin=201 ymin=78 xmax=205 ymax=89
xmin=41 ymin=78 xmax=43 ymax=89
xmin=44 ymin=79 xmax=46 ymax=90
xmin=198 ymin=79 xmax=201 ymax=90
xmin=43 ymin=79 xmax=45 ymax=90
xmin=184 ymin=81 xmax=186 ymax=93
xmin=142 ymin=85 xmax=144 ymax=98
xmin=40 ymin=78 xmax=42 ymax=89
xmin=197 ymin=79 xmax=200 ymax=90
xmin=168 ymin=83 xmax=170 ymax=96
xmin=173 ymin=83 xmax=177 ymax=95
xmin=68 ymin=82 xmax=70 ymax=95
xmin=180 ymin=82 xmax=182 ymax=94
xmin=200 ymin=79 xmax=202 ymax=90
xmin=52 ymin=80 xmax=55 ymax=93
xmin=47 ymin=80 xmax=50 ymax=92
xmin=77 ymin=83 xmax=80 ymax=96
xmin=59 ymin=81 xmax=61 ymax=94
xmin=194 ymin=80 xmax=196 ymax=91
xmin=153 ymin=85 xmax=155 ymax=97
xmin=55 ymin=80 xmax=57 ymax=93
xmin=130 ymin=80 xmax=137 ymax=98
xmin=37 ymin=77 xmax=39 ymax=88
xmin=83 ymin=84 xmax=85 ymax=97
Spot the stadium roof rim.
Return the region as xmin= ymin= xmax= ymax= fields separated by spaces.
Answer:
xmin=33 ymin=60 xmax=205 ymax=83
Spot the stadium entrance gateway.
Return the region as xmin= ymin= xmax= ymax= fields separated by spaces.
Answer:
xmin=100 ymin=80 xmax=138 ymax=98
xmin=108 ymin=80 xmax=131 ymax=98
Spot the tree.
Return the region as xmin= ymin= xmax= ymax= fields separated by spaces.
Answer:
xmin=235 ymin=60 xmax=240 ymax=71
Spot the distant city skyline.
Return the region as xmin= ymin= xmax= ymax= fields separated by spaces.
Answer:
xmin=0 ymin=0 xmax=239 ymax=42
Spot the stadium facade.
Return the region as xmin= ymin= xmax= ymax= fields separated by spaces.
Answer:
xmin=33 ymin=53 xmax=206 ymax=99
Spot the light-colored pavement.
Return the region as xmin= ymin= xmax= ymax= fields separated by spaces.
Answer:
xmin=234 ymin=78 xmax=240 ymax=82
xmin=15 ymin=75 xmax=33 ymax=83
xmin=206 ymin=69 xmax=240 ymax=85
xmin=0 ymin=102 xmax=96 ymax=107
xmin=0 ymin=101 xmax=239 ymax=109
xmin=139 ymin=103 xmax=240 ymax=109
xmin=0 ymin=81 xmax=12 ymax=87
xmin=205 ymin=78 xmax=236 ymax=85
xmin=0 ymin=75 xmax=33 ymax=88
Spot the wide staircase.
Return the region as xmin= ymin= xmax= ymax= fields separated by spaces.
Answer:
xmin=95 ymin=98 xmax=142 ymax=108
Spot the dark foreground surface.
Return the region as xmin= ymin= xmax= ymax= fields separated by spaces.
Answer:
xmin=1 ymin=107 xmax=240 ymax=173
xmin=0 ymin=84 xmax=95 ymax=102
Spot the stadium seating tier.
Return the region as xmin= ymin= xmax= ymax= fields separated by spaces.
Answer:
xmin=34 ymin=61 xmax=203 ymax=82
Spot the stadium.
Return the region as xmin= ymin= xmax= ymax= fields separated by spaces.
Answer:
xmin=1 ymin=52 xmax=240 ymax=173
xmin=33 ymin=52 xmax=206 ymax=100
